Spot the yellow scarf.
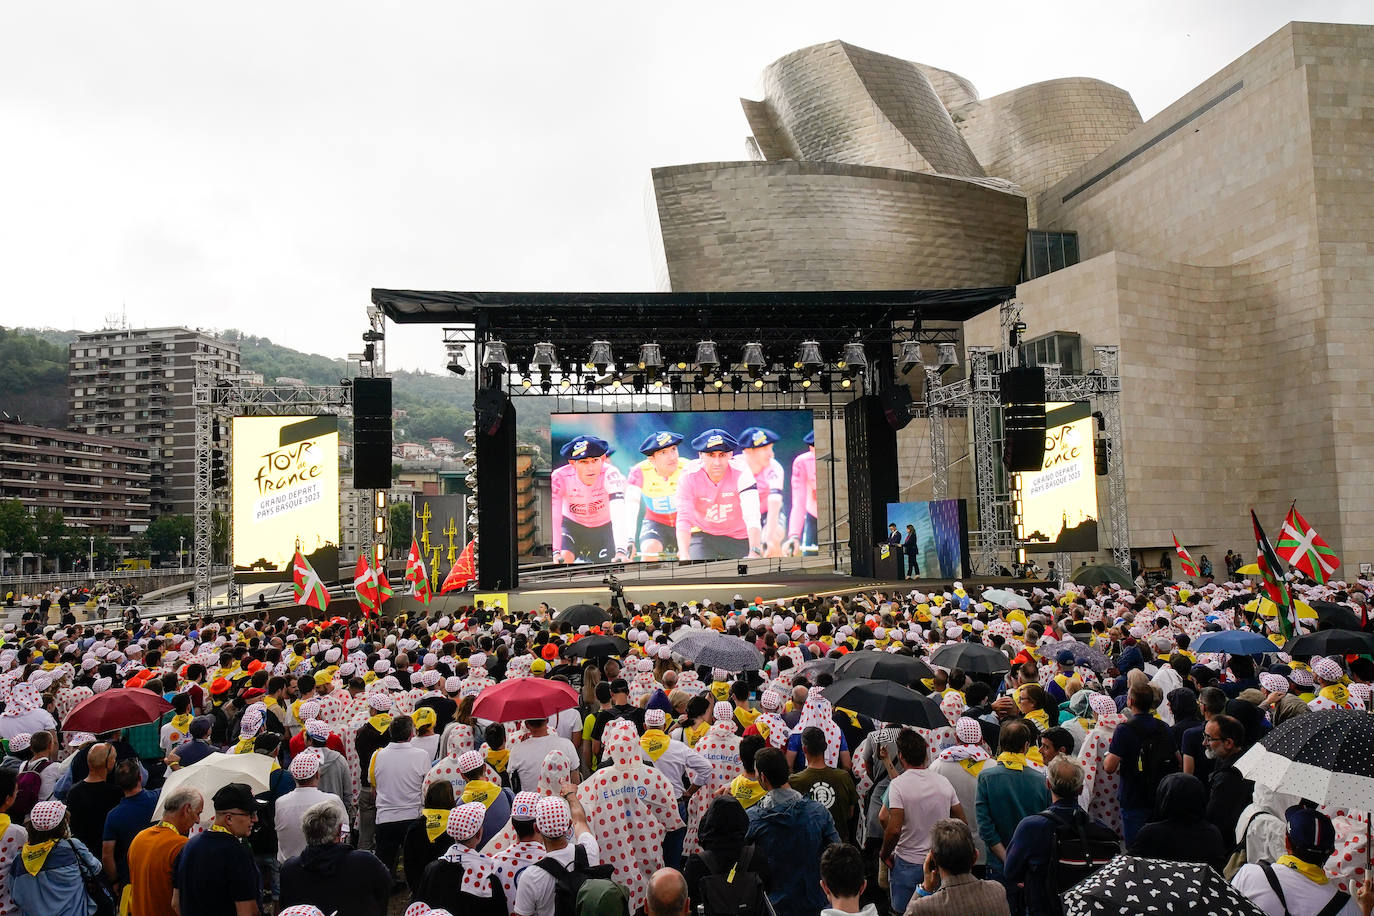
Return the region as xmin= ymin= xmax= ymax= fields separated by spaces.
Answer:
xmin=363 ymin=671 xmax=377 ymax=684
xmin=734 ymin=707 xmax=760 ymax=729
xmin=20 ymin=840 xmax=55 ymax=876
xmin=422 ymin=808 xmax=449 ymax=842
xmin=640 ymin=729 xmax=671 ymax=762
xmin=959 ymin=759 xmax=988 ymax=777
xmin=210 ymin=824 xmax=236 ymax=836
xmin=170 ymin=714 xmax=193 ymax=735
xmin=485 ymin=749 xmax=509 ymax=773
xmin=685 ymin=722 xmax=710 ymax=748
xmin=0 ymin=814 xmax=10 ymax=835
xmin=1277 ymin=854 xmax=1328 ymax=884
xmin=1320 ymin=684 xmax=1350 ymax=706
xmin=461 ymin=780 xmax=501 ymax=807
xmin=263 ymin=696 xmax=279 ymax=708
xmin=709 ymin=682 xmax=730 ymax=702
xmin=1025 ymin=709 xmax=1050 ymax=731
xmin=232 ymin=737 xmax=256 ymax=755
xmin=996 ymin=752 xmax=1028 ymax=771
xmin=368 ymin=713 xmax=393 ymax=734
xmin=730 ymin=775 xmax=766 ymax=809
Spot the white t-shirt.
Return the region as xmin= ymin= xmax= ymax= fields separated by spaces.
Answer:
xmin=886 ymin=766 xmax=959 ymax=863
xmin=549 ymin=708 xmax=581 ymax=742
xmin=1232 ymin=862 xmax=1361 ymax=916
xmin=372 ymin=741 xmax=433 ymax=824
xmin=513 ymin=832 xmax=599 ymax=916
xmin=412 ymin=733 xmax=442 ymax=763
xmin=509 ymin=734 xmax=577 ymax=795
xmin=274 ymin=787 xmax=347 ymax=862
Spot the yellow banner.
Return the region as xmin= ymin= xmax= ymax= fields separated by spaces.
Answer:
xmin=232 ymin=416 xmax=340 ymax=572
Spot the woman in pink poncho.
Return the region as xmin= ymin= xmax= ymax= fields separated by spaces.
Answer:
xmin=575 ymin=719 xmax=684 ymax=912
xmin=1077 ymin=692 xmax=1124 ymax=836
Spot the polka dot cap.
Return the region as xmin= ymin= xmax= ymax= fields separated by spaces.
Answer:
xmin=956 ymin=717 xmax=983 ymax=744
xmin=304 ymin=719 xmax=331 ymax=741
xmin=279 ymin=907 xmax=326 ymax=916
xmin=288 ymin=750 xmax=321 ymax=780
xmin=713 ymin=701 xmax=734 ymax=722
xmin=511 ymin=791 xmax=539 ymax=820
xmin=1314 ymin=657 xmax=1343 ymax=683
xmin=535 ymin=796 xmax=571 ymax=837
xmin=456 ymin=750 xmax=485 ymax=774
xmin=447 ymin=801 xmax=486 ymax=840
xmin=367 ymin=692 xmax=392 ymax=712
xmin=644 ymin=709 xmax=666 ymax=729
xmin=29 ymin=801 xmax=65 ymax=832
xmin=7 ymin=733 xmax=30 ymax=752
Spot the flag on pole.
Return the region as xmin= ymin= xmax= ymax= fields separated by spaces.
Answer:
xmin=1252 ymin=509 xmax=1297 ymax=641
xmin=404 ymin=539 xmax=426 ymax=583
xmin=375 ymin=558 xmax=394 ymax=608
xmin=440 ymin=541 xmax=476 ymax=594
xmin=353 ymin=554 xmax=379 ymax=615
xmin=1276 ymin=503 xmax=1341 ymax=584
xmin=293 ymin=550 xmax=330 ymax=611
xmin=1171 ymin=533 xmax=1200 ymax=579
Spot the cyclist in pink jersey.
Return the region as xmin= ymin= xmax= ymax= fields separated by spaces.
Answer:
xmin=783 ymin=431 xmax=818 ymax=556
xmin=674 ymin=429 xmax=762 ymax=561
xmin=550 ymin=435 xmax=630 ymax=564
xmin=731 ymin=426 xmax=786 ymax=557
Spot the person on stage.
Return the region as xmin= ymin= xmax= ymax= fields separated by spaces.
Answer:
xmin=732 ymin=427 xmax=786 ymax=557
xmin=550 ymin=435 xmax=631 ymax=564
xmin=624 ymin=431 xmax=688 ymax=561
xmin=674 ymin=429 xmax=762 ymax=561
xmin=783 ymin=431 xmax=818 ymax=556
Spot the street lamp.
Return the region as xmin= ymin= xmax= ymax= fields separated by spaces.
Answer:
xmin=88 ymin=535 xmax=93 ymax=575
xmin=179 ymin=536 xmax=184 ymax=571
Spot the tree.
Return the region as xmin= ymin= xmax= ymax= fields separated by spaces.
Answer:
xmin=0 ymin=499 xmax=34 ymax=576
xmin=145 ymin=515 xmax=194 ymax=559
xmin=389 ymin=502 xmax=413 ymax=553
xmin=31 ymin=507 xmax=67 ymax=571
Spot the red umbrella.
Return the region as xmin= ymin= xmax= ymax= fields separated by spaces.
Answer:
xmin=471 ymin=678 xmax=578 ymax=723
xmin=63 ymin=688 xmax=172 ymax=734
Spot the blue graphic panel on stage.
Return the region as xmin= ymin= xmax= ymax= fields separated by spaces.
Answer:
xmin=885 ymin=499 xmax=972 ymax=579
xmin=551 ymin=410 xmax=816 ymax=563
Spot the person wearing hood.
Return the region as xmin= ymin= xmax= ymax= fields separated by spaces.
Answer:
xmin=1233 ymin=782 xmax=1302 ymax=871
xmin=683 ymin=796 xmax=767 ymax=913
xmin=1127 ymin=772 xmax=1226 ymax=870
xmin=747 ymin=747 xmax=840 ymax=916
xmin=280 ymin=798 xmax=391 ymax=916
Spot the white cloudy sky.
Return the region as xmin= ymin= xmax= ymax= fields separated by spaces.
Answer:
xmin=0 ymin=1 xmax=1366 ymax=371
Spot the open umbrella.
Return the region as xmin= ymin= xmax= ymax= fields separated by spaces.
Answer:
xmin=1285 ymin=629 xmax=1374 ymax=658
xmin=1247 ymin=597 xmax=1317 ymax=620
xmin=929 ymin=642 xmax=1010 ymax=676
xmin=1040 ymin=639 xmax=1111 ymax=674
xmin=833 ymin=651 xmax=933 ymax=686
xmin=1191 ymin=630 xmax=1281 ymax=655
xmin=554 ymin=604 xmax=611 ymax=628
xmin=981 ymin=588 xmax=1032 ymax=611
xmin=672 ymin=631 xmax=763 ymax=672
xmin=1236 ymin=708 xmax=1374 ymax=810
xmin=152 ymin=752 xmax=274 ymax=822
xmin=472 ymin=678 xmax=579 ymax=722
xmin=1071 ymin=564 xmax=1135 ymax=588
xmin=1236 ymin=563 xmax=1262 ymax=576
xmin=1312 ymin=601 xmax=1363 ymax=631
xmin=820 ymin=679 xmax=948 ymax=729
xmin=564 ymin=634 xmax=630 ymax=659
xmin=796 ymin=656 xmax=840 ymax=680
xmin=1065 ymin=855 xmax=1264 ymax=915
xmin=63 ymin=687 xmax=172 ymax=734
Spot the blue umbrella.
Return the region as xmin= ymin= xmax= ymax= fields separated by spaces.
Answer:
xmin=1191 ymin=630 xmax=1280 ymax=655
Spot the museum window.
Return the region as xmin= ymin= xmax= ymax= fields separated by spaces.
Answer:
xmin=1021 ymin=230 xmax=1079 ymax=281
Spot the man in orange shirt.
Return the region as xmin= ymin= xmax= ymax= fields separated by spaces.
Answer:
xmin=126 ymin=785 xmax=204 ymax=916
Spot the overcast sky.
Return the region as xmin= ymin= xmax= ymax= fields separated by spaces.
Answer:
xmin=1 ymin=1 xmax=1367 ymax=371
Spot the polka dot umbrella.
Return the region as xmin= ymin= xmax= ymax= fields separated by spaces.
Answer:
xmin=1236 ymin=709 xmax=1374 ymax=811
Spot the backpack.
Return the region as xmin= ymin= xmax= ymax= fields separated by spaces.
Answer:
xmin=534 ymin=844 xmax=630 ymax=916
xmin=1041 ymin=807 xmax=1122 ymax=899
xmin=1127 ymin=716 xmax=1179 ymax=797
xmin=12 ymin=759 xmax=49 ymax=823
xmin=696 ymin=846 xmax=774 ymax=916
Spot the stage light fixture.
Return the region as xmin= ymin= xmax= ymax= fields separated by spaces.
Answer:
xmin=693 ymin=375 xmax=706 ymax=394
xmin=820 ymin=374 xmax=832 ymax=393
xmin=730 ymin=375 xmax=743 ymax=393
xmin=670 ymin=376 xmax=682 ymax=393
xmin=801 ymin=377 xmax=813 ymax=389
xmin=638 ymin=343 xmax=663 ymax=376
xmin=540 ymin=378 xmax=553 ymax=394
xmin=589 ymin=340 xmax=614 ymax=373
xmin=841 ymin=341 xmax=866 ymax=376
xmin=632 ymin=374 xmax=646 ymax=393
xmin=741 ymin=342 xmax=765 ymax=378
xmin=713 ymin=377 xmax=724 ymax=389
xmin=695 ymin=340 xmax=719 ymax=372
xmin=482 ymin=339 xmax=509 ymax=370
xmin=558 ymin=376 xmax=572 ymax=391
xmin=519 ymin=375 xmax=532 ymax=390
xmin=753 ymin=377 xmax=764 ymax=389
xmin=840 ymin=376 xmax=852 ymax=389
xmin=777 ymin=374 xmax=791 ymax=393
xmin=532 ymin=341 xmax=558 ymax=373
xmin=445 ymin=343 xmax=467 ymax=376
xmin=797 ymin=340 xmax=823 ymax=375
xmin=937 ymin=343 xmax=959 ymax=371
xmin=676 ymin=359 xmax=689 ymax=371
xmin=899 ymin=339 xmax=923 ymax=374
xmin=584 ymin=378 xmax=596 ymax=393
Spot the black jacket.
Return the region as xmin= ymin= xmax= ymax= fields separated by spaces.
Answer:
xmin=1206 ymin=754 xmax=1255 ymax=841
xmin=416 ymin=856 xmax=507 ymax=916
xmin=1128 ymin=772 xmax=1226 ymax=871
xmin=281 ymin=842 xmax=391 ymax=916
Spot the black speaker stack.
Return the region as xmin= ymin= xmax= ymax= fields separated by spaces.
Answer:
xmin=999 ymin=367 xmax=1047 ymax=473
xmin=352 ymin=377 xmax=392 ymax=489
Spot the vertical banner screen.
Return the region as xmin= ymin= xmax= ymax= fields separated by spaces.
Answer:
xmin=886 ymin=499 xmax=972 ymax=579
xmin=1016 ymin=401 xmax=1100 ymax=553
xmin=232 ymin=416 xmax=340 ymax=577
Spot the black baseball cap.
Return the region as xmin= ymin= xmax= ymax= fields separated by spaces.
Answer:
xmin=212 ymin=782 xmax=261 ymax=813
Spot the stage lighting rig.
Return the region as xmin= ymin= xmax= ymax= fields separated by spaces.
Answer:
xmin=482 ymin=339 xmax=509 ymax=370
xmin=840 ymin=340 xmax=866 ymax=378
xmin=695 ymin=340 xmax=719 ymax=374
xmin=589 ymin=340 xmax=614 ymax=374
xmin=741 ymin=342 xmax=765 ymax=378
xmin=532 ymin=342 xmax=557 ymax=374
xmin=899 ymin=339 xmax=923 ymax=374
xmin=638 ymin=343 xmax=663 ymax=378
xmin=445 ymin=343 xmax=468 ymax=376
xmin=797 ymin=340 xmax=823 ymax=376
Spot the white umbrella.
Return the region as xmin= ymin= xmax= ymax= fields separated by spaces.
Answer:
xmin=153 ymin=752 xmax=274 ymax=822
xmin=981 ymin=588 xmax=1032 ymax=611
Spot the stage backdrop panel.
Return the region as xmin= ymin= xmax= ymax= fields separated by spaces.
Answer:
xmin=1016 ymin=400 xmax=1100 ymax=553
xmin=550 ymin=409 xmax=815 ymax=563
xmin=413 ymin=494 xmax=467 ymax=591
xmin=232 ymin=416 xmax=339 ymax=579
xmin=887 ymin=499 xmax=971 ymax=579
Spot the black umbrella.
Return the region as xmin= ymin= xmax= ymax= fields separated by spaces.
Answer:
xmin=1236 ymin=708 xmax=1374 ymax=810
xmin=1312 ymin=600 xmax=1363 ymax=630
xmin=833 ymin=651 xmax=933 ymax=687
xmin=564 ymin=634 xmax=629 ymax=658
xmin=796 ymin=656 xmax=840 ymax=680
xmin=555 ymin=604 xmax=612 ymax=627
xmin=929 ymin=643 xmax=1010 ymax=676
xmin=820 ymin=678 xmax=948 ymax=729
xmin=1214 ymin=593 xmax=1256 ymax=614
xmin=1285 ymin=628 xmax=1374 ymax=657
xmin=1071 ymin=564 xmax=1135 ymax=588
xmin=1065 ymin=856 xmax=1264 ymax=915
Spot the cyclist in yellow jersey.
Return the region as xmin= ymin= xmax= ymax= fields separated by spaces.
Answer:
xmin=624 ymin=431 xmax=688 ymax=560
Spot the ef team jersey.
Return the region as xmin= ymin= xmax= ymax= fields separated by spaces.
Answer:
xmin=675 ymin=463 xmax=757 ymax=538
xmin=551 ymin=463 xmax=625 ymax=543
xmin=788 ymin=451 xmax=818 ymax=539
xmin=627 ymin=458 xmax=686 ymax=524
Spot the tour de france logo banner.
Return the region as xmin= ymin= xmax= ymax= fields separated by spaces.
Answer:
xmin=1015 ymin=400 xmax=1100 ymax=553
xmin=232 ymin=416 xmax=340 ymax=577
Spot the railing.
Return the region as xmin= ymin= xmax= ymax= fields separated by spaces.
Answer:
xmin=0 ymin=566 xmax=225 ymax=590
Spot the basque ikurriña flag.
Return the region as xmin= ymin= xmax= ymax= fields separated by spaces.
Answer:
xmin=1172 ymin=532 xmax=1200 ymax=579
xmin=1276 ymin=503 xmax=1341 ymax=585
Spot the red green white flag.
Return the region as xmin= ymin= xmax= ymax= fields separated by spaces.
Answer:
xmin=353 ymin=554 xmax=379 ymax=614
xmin=1171 ymin=533 xmax=1199 ymax=579
xmin=293 ymin=550 xmax=330 ymax=610
xmin=1276 ymin=503 xmax=1341 ymax=585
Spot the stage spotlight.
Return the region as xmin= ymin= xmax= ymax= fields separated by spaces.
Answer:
xmin=540 ymin=378 xmax=552 ymax=394
xmin=937 ymin=343 xmax=959 ymax=371
xmin=899 ymin=339 xmax=923 ymax=374
xmin=841 ymin=341 xmax=866 ymax=376
xmin=696 ymin=340 xmax=719 ymax=372
xmin=676 ymin=359 xmax=689 ymax=371
xmin=753 ymin=377 xmax=764 ymax=389
xmin=840 ymin=376 xmax=852 ymax=389
xmin=584 ymin=378 xmax=596 ymax=393
xmin=589 ymin=340 xmax=614 ymax=373
xmin=558 ymin=376 xmax=572 ymax=391
xmin=730 ymin=375 xmax=743 ymax=393
xmin=777 ymin=375 xmax=791 ymax=393
xmin=632 ymin=374 xmax=645 ymax=393
xmin=693 ymin=375 xmax=706 ymax=394
xmin=445 ymin=344 xmax=468 ymax=376
xmin=532 ymin=342 xmax=557 ymax=373
xmin=519 ymin=376 xmax=532 ymax=390
xmin=638 ymin=343 xmax=663 ymax=376
xmin=801 ymin=377 xmax=813 ymax=389
xmin=797 ymin=340 xmax=823 ymax=375
xmin=482 ymin=339 xmax=509 ymax=370
xmin=741 ymin=342 xmax=765 ymax=378
xmin=713 ymin=377 xmax=724 ymax=389
xmin=670 ymin=376 xmax=683 ymax=393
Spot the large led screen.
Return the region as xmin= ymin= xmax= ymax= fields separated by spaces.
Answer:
xmin=1015 ymin=401 xmax=1099 ymax=553
xmin=550 ymin=410 xmax=816 ymax=563
xmin=232 ymin=416 xmax=340 ymax=577
xmin=886 ymin=500 xmax=972 ymax=579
